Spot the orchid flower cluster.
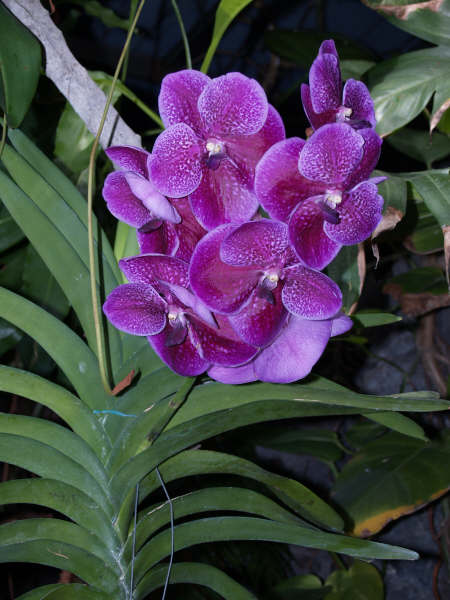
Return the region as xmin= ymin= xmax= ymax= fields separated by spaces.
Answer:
xmin=103 ymin=41 xmax=384 ymax=384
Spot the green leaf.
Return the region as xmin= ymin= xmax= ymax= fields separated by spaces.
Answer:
xmin=270 ymin=574 xmax=328 ymax=600
xmin=16 ymin=585 xmax=111 ymax=600
xmin=139 ymin=449 xmax=343 ymax=530
xmin=70 ymin=0 xmax=131 ymax=30
xmin=352 ymin=311 xmax=402 ymax=327
xmin=0 ymin=316 xmax=22 ymax=357
xmin=114 ymin=221 xmax=140 ymax=267
xmin=385 ymin=266 xmax=447 ymax=294
xmin=387 ymin=128 xmax=450 ymax=167
xmin=365 ymin=0 xmax=450 ymax=47
xmin=406 ymin=170 xmax=450 ymax=227
xmin=326 ymin=245 xmax=362 ymax=311
xmin=332 ymin=431 xmax=450 ymax=536
xmin=406 ymin=200 xmax=444 ymax=254
xmin=132 ymin=516 xmax=417 ymax=583
xmin=0 ymin=479 xmax=119 ymax=551
xmin=0 ymin=202 xmax=25 ymax=252
xmin=201 ymin=0 xmax=254 ymax=73
xmin=0 ymin=519 xmax=119 ymax=595
xmin=136 ymin=562 xmax=257 ymax=600
xmin=367 ymin=411 xmax=428 ymax=441
xmin=0 ymin=4 xmax=41 ymax=127
xmin=368 ymin=46 xmax=450 ymax=136
xmin=324 ymin=560 xmax=383 ymax=599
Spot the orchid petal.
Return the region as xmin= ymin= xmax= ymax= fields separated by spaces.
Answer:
xmin=165 ymin=283 xmax=217 ymax=328
xmin=319 ymin=39 xmax=338 ymax=58
xmin=208 ymin=361 xmax=256 ymax=384
xmin=220 ymin=219 xmax=289 ymax=267
xmin=105 ymin=146 xmax=150 ymax=177
xmin=189 ymin=225 xmax=259 ymax=314
xmin=150 ymin=123 xmax=203 ymax=197
xmin=255 ymin=137 xmax=324 ymax=222
xmin=103 ymin=171 xmax=151 ymax=228
xmin=298 ymin=123 xmax=364 ymax=186
xmin=120 ymin=254 xmax=189 ymax=287
xmin=198 ymin=72 xmax=268 ymax=137
xmin=137 ymin=222 xmax=179 ymax=257
xmin=150 ymin=326 xmax=209 ymax=376
xmin=103 ymin=283 xmax=166 ymax=336
xmin=331 ymin=314 xmax=353 ymax=337
xmin=282 ymin=264 xmax=342 ymax=320
xmin=289 ymin=197 xmax=341 ymax=270
xmin=301 ymin=84 xmax=336 ymax=131
xmin=343 ymin=128 xmax=382 ymax=190
xmin=342 ymin=79 xmax=375 ymax=128
xmin=158 ymin=69 xmax=210 ymax=132
xmin=309 ymin=53 xmax=341 ymax=113
xmin=253 ymin=316 xmax=332 ymax=383
xmin=324 ymin=180 xmax=383 ymax=245
xmin=124 ymin=171 xmax=181 ymax=224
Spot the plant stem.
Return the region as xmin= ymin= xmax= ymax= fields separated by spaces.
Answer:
xmin=171 ymin=0 xmax=192 ymax=69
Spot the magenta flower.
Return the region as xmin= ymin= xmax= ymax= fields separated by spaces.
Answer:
xmin=189 ymin=220 xmax=342 ymax=348
xmin=149 ymin=70 xmax=285 ymax=230
xmin=103 ymin=254 xmax=257 ymax=376
xmin=301 ymin=40 xmax=375 ymax=131
xmin=208 ymin=313 xmax=353 ymax=384
xmin=255 ymin=123 xmax=383 ymax=270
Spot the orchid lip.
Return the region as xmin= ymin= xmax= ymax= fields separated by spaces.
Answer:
xmin=205 ymin=138 xmax=227 ymax=170
xmin=336 ymin=106 xmax=352 ymax=121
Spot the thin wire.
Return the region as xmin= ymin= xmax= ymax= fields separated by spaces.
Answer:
xmin=156 ymin=466 xmax=174 ymax=600
xmin=87 ymin=0 xmax=147 ymax=395
xmin=171 ymin=0 xmax=192 ymax=69
xmin=129 ymin=482 xmax=139 ymax=600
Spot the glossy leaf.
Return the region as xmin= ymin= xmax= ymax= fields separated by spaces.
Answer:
xmin=136 ymin=562 xmax=257 ymax=600
xmin=16 ymin=585 xmax=111 ymax=600
xmin=324 ymin=560 xmax=383 ymax=599
xmin=387 ymin=128 xmax=450 ymax=167
xmin=406 ymin=201 xmax=444 ymax=254
xmin=373 ymin=170 xmax=407 ymax=217
xmin=332 ymin=431 xmax=450 ymax=536
xmin=407 ymin=171 xmax=450 ymax=227
xmin=201 ymin=0 xmax=254 ymax=73
xmin=114 ymin=221 xmax=139 ymax=268
xmin=0 ymin=202 xmax=25 ymax=252
xmin=367 ymin=411 xmax=427 ymax=441
xmin=369 ymin=46 xmax=450 ymax=136
xmin=352 ymin=311 xmax=402 ymax=327
xmin=0 ymin=3 xmax=41 ymax=127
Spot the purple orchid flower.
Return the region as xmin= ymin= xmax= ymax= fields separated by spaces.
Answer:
xmin=255 ymin=123 xmax=383 ymax=270
xmin=208 ymin=313 xmax=353 ymax=384
xmin=103 ymin=254 xmax=257 ymax=376
xmin=189 ymin=220 xmax=342 ymax=348
xmin=301 ymin=40 xmax=375 ymax=132
xmin=149 ymin=70 xmax=285 ymax=230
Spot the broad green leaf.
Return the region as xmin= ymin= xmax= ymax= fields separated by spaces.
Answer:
xmin=139 ymin=449 xmax=343 ymax=530
xmin=136 ymin=562 xmax=257 ymax=600
xmin=201 ymin=0 xmax=254 ymax=73
xmin=16 ymin=585 xmax=111 ymax=600
xmin=407 ymin=171 xmax=450 ymax=227
xmin=367 ymin=411 xmax=427 ymax=441
xmin=0 ymin=479 xmax=119 ymax=552
xmin=332 ymin=431 xmax=450 ymax=536
xmin=352 ymin=311 xmax=402 ymax=327
xmin=0 ymin=202 xmax=24 ymax=252
xmin=0 ymin=519 xmax=119 ymax=595
xmin=326 ymin=245 xmax=362 ymax=311
xmin=132 ymin=516 xmax=417 ymax=582
xmin=368 ymin=46 xmax=450 ymax=136
xmin=365 ymin=0 xmax=450 ymax=47
xmin=387 ymin=128 xmax=450 ymax=167
xmin=270 ymin=574 xmax=328 ymax=600
xmin=0 ymin=433 xmax=113 ymax=516
xmin=373 ymin=170 xmax=407 ymax=216
xmin=0 ymin=287 xmax=108 ymax=409
xmin=0 ymin=4 xmax=41 ymax=127
xmin=126 ymin=486 xmax=306 ymax=559
xmin=406 ymin=201 xmax=444 ymax=254
xmin=324 ymin=560 xmax=383 ymax=599
xmin=0 ymin=365 xmax=110 ymax=456
xmin=385 ymin=266 xmax=447 ymax=294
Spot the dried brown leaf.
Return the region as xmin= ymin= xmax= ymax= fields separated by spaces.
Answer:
xmin=383 ymin=282 xmax=450 ymax=316
xmin=363 ymin=0 xmax=443 ymax=19
xmin=431 ymin=98 xmax=450 ymax=134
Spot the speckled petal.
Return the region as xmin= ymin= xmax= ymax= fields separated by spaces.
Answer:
xmin=253 ymin=316 xmax=332 ymax=383
xmin=166 ymin=283 xmax=216 ymax=328
xmin=208 ymin=361 xmax=256 ymax=384
xmin=103 ymin=171 xmax=151 ymax=228
xmin=103 ymin=283 xmax=166 ymax=335
xmin=105 ymin=146 xmax=150 ymax=177
xmin=137 ymin=222 xmax=179 ymax=256
xmin=229 ymin=285 xmax=288 ymax=347
xmin=324 ymin=180 xmax=383 ymax=245
xmin=298 ymin=123 xmax=364 ymax=186
xmin=282 ymin=264 xmax=342 ymax=319
xmin=189 ymin=314 xmax=257 ymax=366
xmin=220 ymin=219 xmax=289 ymax=267
xmin=331 ymin=314 xmax=353 ymax=337
xmin=255 ymin=138 xmax=324 ymax=222
xmin=309 ymin=53 xmax=341 ymax=113
xmin=189 ymin=225 xmax=259 ymax=314
xmin=343 ymin=128 xmax=382 ymax=190
xmin=120 ymin=254 xmax=189 ymax=287
xmin=198 ymin=72 xmax=268 ymax=137
xmin=150 ymin=326 xmax=209 ymax=376
xmin=158 ymin=69 xmax=210 ymax=132
xmin=289 ymin=197 xmax=341 ymax=270
xmin=319 ymin=39 xmax=338 ymax=58
xmin=150 ymin=123 xmax=203 ymax=197
xmin=301 ymin=84 xmax=337 ymax=131
xmin=342 ymin=79 xmax=375 ymax=128
xmin=124 ymin=171 xmax=180 ymax=223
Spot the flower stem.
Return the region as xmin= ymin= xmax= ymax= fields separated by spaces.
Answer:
xmin=171 ymin=0 xmax=192 ymax=70
xmin=87 ymin=0 xmax=147 ymax=395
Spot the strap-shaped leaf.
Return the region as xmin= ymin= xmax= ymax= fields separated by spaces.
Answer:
xmin=0 ymin=520 xmax=120 ymax=596
xmin=136 ymin=562 xmax=257 ymax=600
xmin=0 ymin=479 xmax=119 ymax=551
xmin=16 ymin=585 xmax=111 ymax=600
xmin=132 ymin=516 xmax=417 ymax=583
xmin=0 ymin=287 xmax=108 ymax=409
xmin=0 ymin=147 xmax=123 ymax=371
xmin=0 ymin=433 xmax=113 ymax=516
xmin=0 ymin=365 xmax=110 ymax=456
xmin=124 ymin=486 xmax=308 ymax=560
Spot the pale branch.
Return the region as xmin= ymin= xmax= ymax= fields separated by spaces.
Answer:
xmin=3 ymin=0 xmax=142 ymax=149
